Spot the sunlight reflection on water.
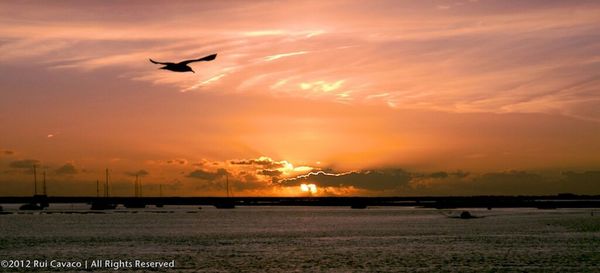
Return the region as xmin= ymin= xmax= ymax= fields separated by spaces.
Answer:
xmin=0 ymin=206 xmax=598 ymax=272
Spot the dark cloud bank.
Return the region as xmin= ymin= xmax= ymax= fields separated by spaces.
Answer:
xmin=55 ymin=163 xmax=78 ymax=175
xmin=278 ymin=169 xmax=600 ymax=195
xmin=125 ymin=169 xmax=149 ymax=177
xmin=9 ymin=159 xmax=40 ymax=169
xmin=230 ymin=157 xmax=286 ymax=169
xmin=187 ymin=168 xmax=228 ymax=181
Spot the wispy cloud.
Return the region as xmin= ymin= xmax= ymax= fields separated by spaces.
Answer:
xmin=2 ymin=1 xmax=599 ymax=121
xmin=264 ymin=51 xmax=309 ymax=61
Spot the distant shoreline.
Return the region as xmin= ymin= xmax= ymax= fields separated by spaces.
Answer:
xmin=1 ymin=194 xmax=599 ymax=209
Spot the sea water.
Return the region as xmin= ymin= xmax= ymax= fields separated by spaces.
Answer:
xmin=0 ymin=206 xmax=598 ymax=272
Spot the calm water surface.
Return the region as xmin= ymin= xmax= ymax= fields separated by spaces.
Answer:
xmin=0 ymin=206 xmax=599 ymax=272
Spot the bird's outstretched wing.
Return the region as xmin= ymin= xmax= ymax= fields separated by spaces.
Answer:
xmin=180 ymin=54 xmax=217 ymax=65
xmin=149 ymin=59 xmax=173 ymax=65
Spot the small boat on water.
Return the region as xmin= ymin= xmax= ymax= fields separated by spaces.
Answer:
xmin=124 ymin=174 xmax=146 ymax=208
xmin=459 ymin=211 xmax=475 ymax=219
xmin=90 ymin=169 xmax=117 ymax=210
xmin=453 ymin=211 xmax=481 ymax=219
xmin=215 ymin=175 xmax=235 ymax=209
xmin=440 ymin=210 xmax=482 ymax=219
xmin=18 ymin=166 xmax=49 ymax=211
xmin=19 ymin=203 xmax=44 ymax=210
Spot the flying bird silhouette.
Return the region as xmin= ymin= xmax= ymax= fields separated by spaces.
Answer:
xmin=149 ymin=54 xmax=217 ymax=73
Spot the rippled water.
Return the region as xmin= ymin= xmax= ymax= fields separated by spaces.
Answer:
xmin=0 ymin=205 xmax=599 ymax=272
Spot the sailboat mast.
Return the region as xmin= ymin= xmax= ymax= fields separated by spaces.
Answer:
xmin=43 ymin=170 xmax=47 ymax=195
xmin=226 ymin=174 xmax=230 ymax=198
xmin=135 ymin=174 xmax=138 ymax=197
xmin=139 ymin=176 xmax=142 ymax=197
xmin=33 ymin=165 xmax=37 ymax=195
xmin=105 ymin=168 xmax=109 ymax=198
xmin=96 ymin=180 xmax=100 ymax=198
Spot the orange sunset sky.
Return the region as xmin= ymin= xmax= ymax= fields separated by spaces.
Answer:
xmin=1 ymin=0 xmax=599 ymax=196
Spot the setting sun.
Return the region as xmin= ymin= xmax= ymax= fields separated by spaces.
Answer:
xmin=300 ymin=184 xmax=317 ymax=194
